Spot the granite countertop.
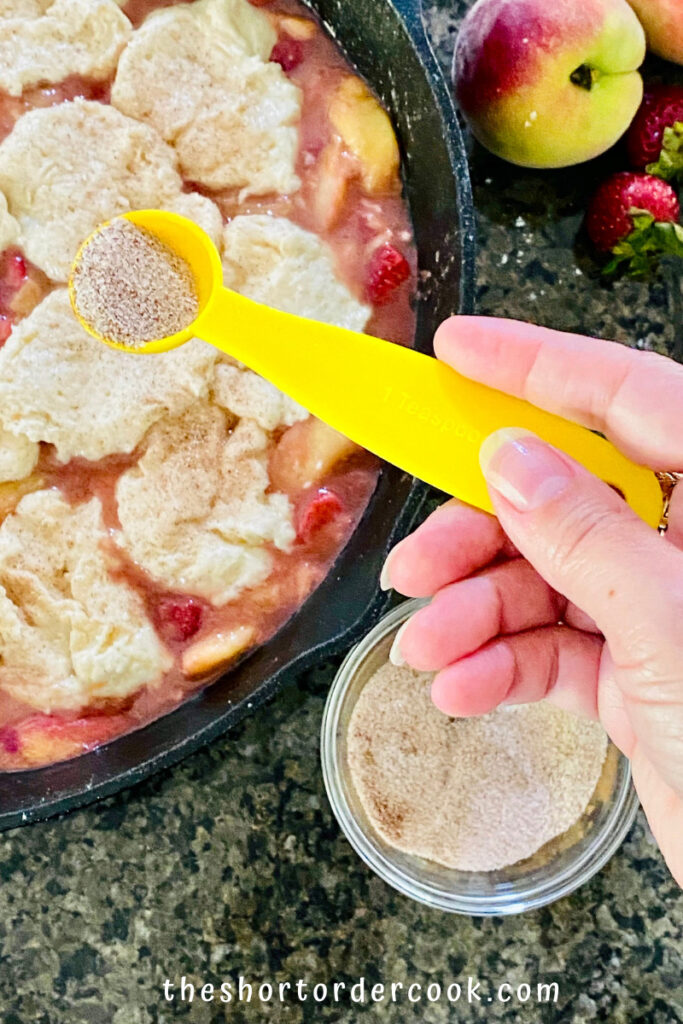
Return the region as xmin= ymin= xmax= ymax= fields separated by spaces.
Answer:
xmin=1 ymin=3 xmax=682 ymax=1022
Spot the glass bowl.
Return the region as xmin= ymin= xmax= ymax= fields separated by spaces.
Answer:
xmin=321 ymin=599 xmax=639 ymax=915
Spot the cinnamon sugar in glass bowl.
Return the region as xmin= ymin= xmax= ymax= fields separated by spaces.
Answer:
xmin=321 ymin=599 xmax=639 ymax=916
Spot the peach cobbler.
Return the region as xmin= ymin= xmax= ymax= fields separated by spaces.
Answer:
xmin=0 ymin=0 xmax=416 ymax=770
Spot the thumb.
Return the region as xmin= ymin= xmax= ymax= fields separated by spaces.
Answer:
xmin=479 ymin=428 xmax=683 ymax=788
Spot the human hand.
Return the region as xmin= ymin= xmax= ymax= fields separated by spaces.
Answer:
xmin=381 ymin=317 xmax=683 ymax=885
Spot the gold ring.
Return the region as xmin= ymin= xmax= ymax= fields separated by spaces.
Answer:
xmin=656 ymin=472 xmax=683 ymax=534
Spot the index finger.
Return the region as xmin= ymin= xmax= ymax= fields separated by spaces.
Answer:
xmin=381 ymin=499 xmax=512 ymax=597
xmin=434 ymin=316 xmax=683 ymax=471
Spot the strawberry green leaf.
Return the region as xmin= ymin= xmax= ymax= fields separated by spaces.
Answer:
xmin=603 ymin=210 xmax=683 ymax=278
xmin=647 ymin=122 xmax=683 ymax=183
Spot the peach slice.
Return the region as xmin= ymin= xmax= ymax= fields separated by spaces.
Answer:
xmin=328 ymin=76 xmax=400 ymax=195
xmin=270 ymin=418 xmax=360 ymax=494
xmin=9 ymin=276 xmax=47 ymax=319
xmin=182 ymin=625 xmax=255 ymax=679
xmin=0 ymin=473 xmax=43 ymax=522
xmin=312 ymin=139 xmax=354 ymax=232
xmin=278 ymin=15 xmax=316 ymax=40
xmin=0 ymin=712 xmax=129 ymax=769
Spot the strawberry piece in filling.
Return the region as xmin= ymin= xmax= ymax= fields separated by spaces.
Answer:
xmin=0 ymin=725 xmax=20 ymax=754
xmin=154 ymin=596 xmax=204 ymax=643
xmin=270 ymin=37 xmax=304 ymax=73
xmin=366 ymin=243 xmax=411 ymax=305
xmin=0 ymin=246 xmax=31 ymax=343
xmin=297 ymin=487 xmax=344 ymax=542
xmin=1 ymin=249 xmax=26 ymax=291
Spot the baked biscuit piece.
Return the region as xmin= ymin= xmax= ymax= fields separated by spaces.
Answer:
xmin=111 ymin=0 xmax=301 ymax=195
xmin=0 ymin=427 xmax=38 ymax=484
xmin=0 ymin=1 xmax=127 ymax=13
xmin=0 ymin=0 xmax=131 ymax=97
xmin=116 ymin=404 xmax=295 ymax=605
xmin=0 ymin=490 xmax=171 ymax=713
xmin=0 ymin=99 xmax=216 ymax=281
xmin=213 ymin=361 xmax=307 ymax=433
xmin=0 ymin=290 xmax=218 ymax=463
xmin=0 ymin=2 xmax=52 ymax=15
xmin=222 ymin=215 xmax=371 ymax=331
xmin=0 ymin=193 xmax=19 ymax=252
xmin=164 ymin=191 xmax=224 ymax=249
xmin=172 ymin=63 xmax=301 ymax=195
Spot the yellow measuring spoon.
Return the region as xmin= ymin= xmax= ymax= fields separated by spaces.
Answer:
xmin=69 ymin=209 xmax=664 ymax=527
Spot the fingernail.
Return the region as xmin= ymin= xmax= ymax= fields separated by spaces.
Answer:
xmin=479 ymin=428 xmax=575 ymax=512
xmin=379 ymin=549 xmax=396 ymax=591
xmin=389 ymin=622 xmax=408 ymax=666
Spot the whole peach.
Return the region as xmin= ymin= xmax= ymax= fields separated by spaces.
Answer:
xmin=454 ymin=0 xmax=647 ymax=168
xmin=626 ymin=0 xmax=683 ymax=65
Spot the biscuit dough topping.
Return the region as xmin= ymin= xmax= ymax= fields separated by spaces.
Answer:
xmin=71 ymin=218 xmax=199 ymax=346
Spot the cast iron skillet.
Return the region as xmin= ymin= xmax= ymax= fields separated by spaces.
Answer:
xmin=0 ymin=0 xmax=476 ymax=830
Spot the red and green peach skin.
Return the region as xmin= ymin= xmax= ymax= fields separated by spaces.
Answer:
xmin=454 ymin=0 xmax=646 ymax=168
xmin=626 ymin=0 xmax=683 ymax=65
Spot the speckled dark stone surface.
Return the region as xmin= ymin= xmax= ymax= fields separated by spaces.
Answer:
xmin=1 ymin=4 xmax=682 ymax=1022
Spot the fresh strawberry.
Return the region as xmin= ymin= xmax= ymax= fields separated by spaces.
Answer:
xmin=585 ymin=172 xmax=683 ymax=276
xmin=627 ymin=85 xmax=683 ymax=182
xmin=0 ymin=314 xmax=11 ymax=347
xmin=155 ymin=596 xmax=203 ymax=642
xmin=366 ymin=243 xmax=410 ymax=304
xmin=270 ymin=37 xmax=303 ymax=73
xmin=586 ymin=172 xmax=680 ymax=251
xmin=297 ymin=487 xmax=344 ymax=542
